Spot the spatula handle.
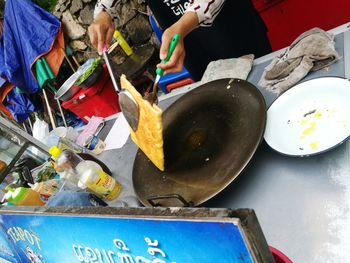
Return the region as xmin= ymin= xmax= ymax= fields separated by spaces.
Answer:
xmin=156 ymin=34 xmax=180 ymax=77
xmin=102 ymin=46 xmax=121 ymax=92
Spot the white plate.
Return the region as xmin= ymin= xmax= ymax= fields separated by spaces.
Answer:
xmin=264 ymin=77 xmax=350 ymax=156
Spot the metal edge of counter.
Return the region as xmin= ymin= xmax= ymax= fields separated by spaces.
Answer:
xmin=343 ymin=26 xmax=350 ymax=79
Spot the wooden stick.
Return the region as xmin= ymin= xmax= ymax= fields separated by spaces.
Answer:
xmin=42 ymin=89 xmax=56 ymax=129
xmin=56 ymin=99 xmax=68 ymax=128
xmin=72 ymin=54 xmax=80 ymax=68
xmin=108 ymin=41 xmax=119 ymax=54
xmin=61 ymin=48 xmax=76 ymax=72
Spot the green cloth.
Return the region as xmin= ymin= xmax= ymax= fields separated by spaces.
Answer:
xmin=35 ymin=57 xmax=56 ymax=92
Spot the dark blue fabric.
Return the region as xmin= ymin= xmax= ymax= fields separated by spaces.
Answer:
xmin=5 ymin=88 xmax=35 ymax=123
xmin=0 ymin=0 xmax=60 ymax=94
xmin=46 ymin=191 xmax=101 ymax=207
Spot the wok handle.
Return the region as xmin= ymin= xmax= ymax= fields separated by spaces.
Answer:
xmin=147 ymin=194 xmax=194 ymax=207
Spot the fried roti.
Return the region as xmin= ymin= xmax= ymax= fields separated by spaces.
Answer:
xmin=120 ymin=75 xmax=164 ymax=171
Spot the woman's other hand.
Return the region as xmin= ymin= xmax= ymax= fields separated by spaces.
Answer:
xmin=88 ymin=11 xmax=115 ymax=55
xmin=157 ymin=12 xmax=199 ymax=75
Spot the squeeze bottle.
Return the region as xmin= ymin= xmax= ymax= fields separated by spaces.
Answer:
xmin=5 ymin=187 xmax=45 ymax=206
xmin=49 ymin=146 xmax=81 ymax=185
xmin=76 ymin=160 xmax=121 ymax=201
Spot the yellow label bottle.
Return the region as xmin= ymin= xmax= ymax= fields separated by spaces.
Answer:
xmin=113 ymin=30 xmax=133 ymax=56
xmin=76 ymin=160 xmax=122 ymax=201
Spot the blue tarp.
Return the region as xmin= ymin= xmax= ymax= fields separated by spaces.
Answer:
xmin=5 ymin=88 xmax=35 ymax=123
xmin=0 ymin=0 xmax=60 ymax=94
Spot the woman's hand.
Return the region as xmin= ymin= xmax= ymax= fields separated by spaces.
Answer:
xmin=157 ymin=12 xmax=199 ymax=75
xmin=157 ymin=25 xmax=186 ymax=75
xmin=88 ymin=11 xmax=115 ymax=55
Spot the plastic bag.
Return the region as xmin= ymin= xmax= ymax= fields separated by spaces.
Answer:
xmin=32 ymin=117 xmax=50 ymax=156
xmin=32 ymin=117 xmax=49 ymax=142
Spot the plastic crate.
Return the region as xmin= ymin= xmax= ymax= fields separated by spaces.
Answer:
xmin=62 ymin=65 xmax=121 ymax=123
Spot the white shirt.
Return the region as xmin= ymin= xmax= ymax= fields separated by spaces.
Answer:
xmin=186 ymin=0 xmax=226 ymax=26
xmin=94 ymin=0 xmax=226 ymax=27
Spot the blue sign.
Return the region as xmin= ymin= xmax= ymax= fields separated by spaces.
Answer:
xmin=0 ymin=224 xmax=20 ymax=262
xmin=0 ymin=214 xmax=254 ymax=263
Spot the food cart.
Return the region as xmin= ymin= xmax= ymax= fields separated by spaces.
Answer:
xmin=0 ymin=23 xmax=350 ymax=262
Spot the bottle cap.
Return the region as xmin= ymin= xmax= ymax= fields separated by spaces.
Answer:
xmin=49 ymin=146 xmax=61 ymax=159
xmin=113 ymin=30 xmax=120 ymax=39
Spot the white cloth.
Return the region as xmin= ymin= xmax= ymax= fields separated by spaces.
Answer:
xmin=259 ymin=28 xmax=340 ymax=94
xmin=201 ymin=54 xmax=254 ymax=83
xmin=94 ymin=0 xmax=121 ymax=19
xmin=186 ymin=0 xmax=225 ymax=26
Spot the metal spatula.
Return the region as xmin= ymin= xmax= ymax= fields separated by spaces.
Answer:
xmin=146 ymin=34 xmax=180 ymax=105
xmin=102 ymin=47 xmax=140 ymax=131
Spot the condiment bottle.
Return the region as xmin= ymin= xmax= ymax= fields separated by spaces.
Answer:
xmin=84 ymin=135 xmax=106 ymax=155
xmin=5 ymin=187 xmax=45 ymax=206
xmin=76 ymin=160 xmax=121 ymax=201
xmin=49 ymin=146 xmax=82 ymax=185
xmin=49 ymin=146 xmax=121 ymax=201
xmin=113 ymin=30 xmax=133 ymax=56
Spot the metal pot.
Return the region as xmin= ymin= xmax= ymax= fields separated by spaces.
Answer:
xmin=77 ymin=63 xmax=103 ymax=88
xmin=54 ymin=71 xmax=81 ymax=101
xmin=132 ymin=78 xmax=266 ymax=207
xmin=55 ymin=58 xmax=102 ymax=101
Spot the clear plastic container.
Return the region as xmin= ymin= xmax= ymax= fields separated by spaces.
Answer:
xmin=48 ymin=146 xmax=121 ymax=200
xmin=29 ymin=179 xmax=62 ymax=197
xmin=57 ymin=137 xmax=87 ymax=154
xmin=84 ymin=135 xmax=106 ymax=155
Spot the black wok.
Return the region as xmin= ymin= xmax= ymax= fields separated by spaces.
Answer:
xmin=133 ymin=78 xmax=266 ymax=207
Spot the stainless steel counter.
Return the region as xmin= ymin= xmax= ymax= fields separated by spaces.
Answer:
xmin=97 ymin=24 xmax=350 ymax=262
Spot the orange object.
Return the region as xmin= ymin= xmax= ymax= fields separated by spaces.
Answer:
xmin=5 ymin=187 xmax=46 ymax=206
xmin=0 ymin=81 xmax=15 ymax=119
xmin=0 ymin=160 xmax=7 ymax=173
xmin=44 ymin=27 xmax=65 ymax=76
xmin=31 ymin=26 xmax=65 ymax=79
xmin=166 ymin=78 xmax=194 ymax=92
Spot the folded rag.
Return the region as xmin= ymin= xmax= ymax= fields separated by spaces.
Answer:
xmin=259 ymin=28 xmax=340 ymax=94
xmin=201 ymin=54 xmax=254 ymax=83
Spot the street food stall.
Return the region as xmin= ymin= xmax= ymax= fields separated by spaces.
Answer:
xmin=70 ymin=23 xmax=350 ymax=262
xmin=1 ymin=9 xmax=350 ymax=261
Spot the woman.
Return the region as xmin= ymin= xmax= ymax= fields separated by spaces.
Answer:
xmin=89 ymin=0 xmax=271 ymax=81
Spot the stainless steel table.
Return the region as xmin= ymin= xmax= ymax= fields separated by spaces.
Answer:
xmin=98 ymin=23 xmax=350 ymax=262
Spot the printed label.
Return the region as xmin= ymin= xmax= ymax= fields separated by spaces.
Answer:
xmin=89 ymin=170 xmax=117 ymax=198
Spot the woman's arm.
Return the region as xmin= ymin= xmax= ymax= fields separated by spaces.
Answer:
xmin=186 ymin=0 xmax=226 ymax=27
xmin=89 ymin=0 xmax=120 ymax=54
xmin=93 ymin=0 xmax=120 ymax=19
xmin=158 ymin=0 xmax=226 ymax=74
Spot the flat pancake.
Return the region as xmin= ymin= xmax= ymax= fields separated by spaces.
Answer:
xmin=120 ymin=75 xmax=164 ymax=171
